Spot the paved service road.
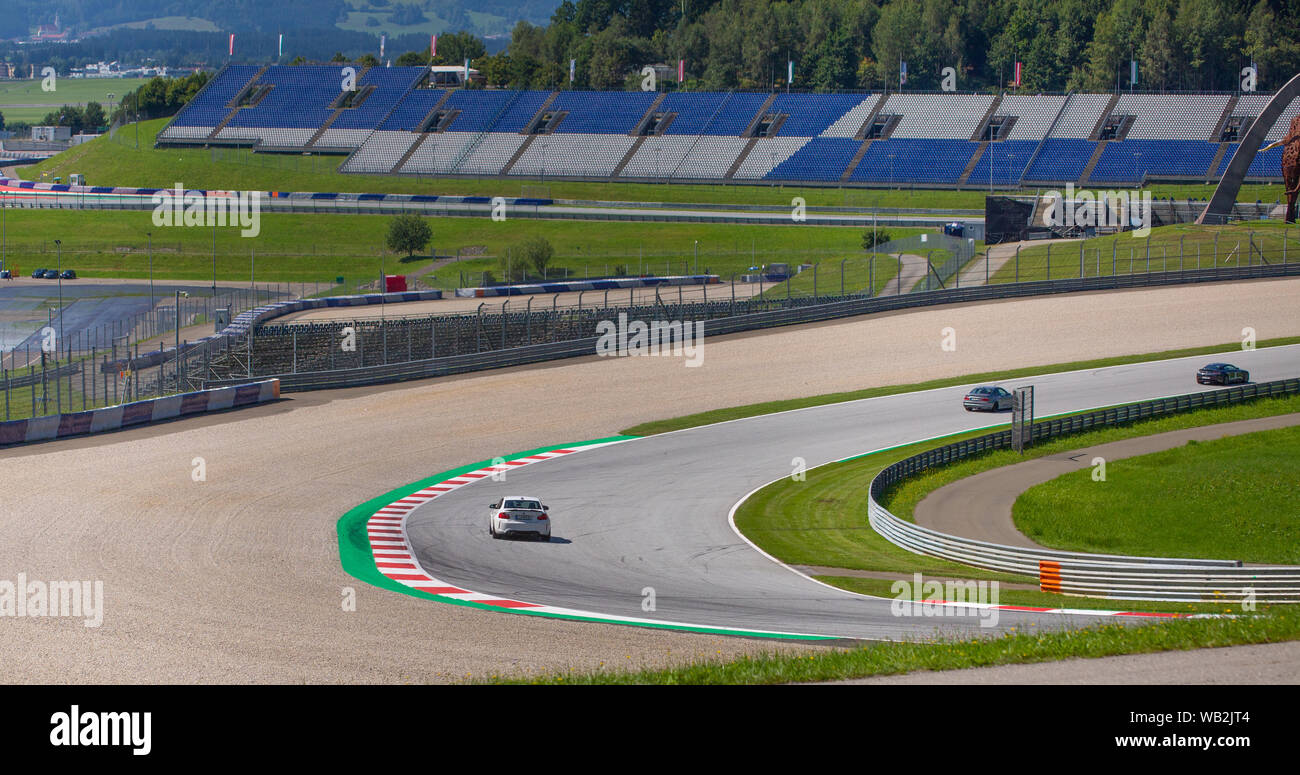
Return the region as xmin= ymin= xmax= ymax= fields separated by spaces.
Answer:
xmin=406 ymin=345 xmax=1300 ymax=640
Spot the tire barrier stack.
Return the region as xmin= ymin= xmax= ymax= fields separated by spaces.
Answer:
xmin=868 ymin=378 xmax=1300 ymax=602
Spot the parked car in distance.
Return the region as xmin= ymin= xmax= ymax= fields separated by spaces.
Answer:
xmin=0 ymin=270 xmax=11 ymax=279
xmin=59 ymin=269 xmax=76 ymax=280
xmin=31 ymin=268 xmax=47 ymax=278
xmin=963 ymin=385 xmax=1013 ymax=411
xmin=41 ymin=269 xmax=60 ymax=279
xmin=1196 ymin=363 xmax=1249 ymax=385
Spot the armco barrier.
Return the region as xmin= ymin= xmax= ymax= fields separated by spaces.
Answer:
xmin=0 ymin=379 xmax=279 ymax=446
xmin=233 ymin=259 xmax=1300 ymax=393
xmin=102 ymin=288 xmax=444 ymax=374
xmin=454 ymin=274 xmax=720 ymax=298
xmin=868 ymin=378 xmax=1300 ymax=602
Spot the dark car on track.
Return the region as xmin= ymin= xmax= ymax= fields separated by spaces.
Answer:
xmin=1196 ymin=363 xmax=1250 ymax=385
xmin=963 ymin=385 xmax=1013 ymax=411
xmin=41 ymin=269 xmax=60 ymax=279
xmin=31 ymin=268 xmax=46 ymax=278
xmin=60 ymin=269 xmax=76 ymax=280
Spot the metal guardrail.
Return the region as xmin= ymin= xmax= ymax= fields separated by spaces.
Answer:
xmin=868 ymin=379 xmax=1300 ymax=601
xmin=5 ymin=361 xmax=81 ymax=389
xmin=227 ymin=259 xmax=1300 ymax=393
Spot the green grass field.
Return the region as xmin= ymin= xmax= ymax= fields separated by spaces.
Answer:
xmin=0 ymin=79 xmax=151 ymax=124
xmin=21 ymin=118 xmax=1290 ymax=209
xmin=989 ymin=220 xmax=1300 ymax=284
xmin=0 ymin=207 xmax=890 ymax=287
xmin=1014 ymin=424 xmax=1300 ymax=564
xmin=487 ymin=604 xmax=1300 ymax=684
xmin=734 ymin=390 xmax=1300 ymax=613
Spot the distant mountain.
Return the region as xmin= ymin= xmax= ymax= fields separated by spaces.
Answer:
xmin=0 ymin=1 xmax=561 ymax=40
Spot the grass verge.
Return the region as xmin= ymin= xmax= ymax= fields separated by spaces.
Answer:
xmin=488 ymin=604 xmax=1300 ymax=683
xmin=22 ymin=118 xmax=1290 ymax=209
xmin=1013 ymin=424 xmax=1300 ymax=564
xmin=621 ymin=336 xmax=1300 ymax=435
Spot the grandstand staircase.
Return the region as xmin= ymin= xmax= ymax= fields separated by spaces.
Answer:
xmin=957 ymin=142 xmax=989 ymax=186
xmin=207 ymin=65 xmax=268 ymax=140
xmin=612 ymin=136 xmax=647 ymax=177
xmin=447 ymin=89 xmax=524 ymax=173
xmin=498 ymin=92 xmax=560 ymax=176
xmin=840 ymin=139 xmax=873 ymax=182
xmin=839 ymin=94 xmax=888 ymax=182
xmin=612 ymin=93 xmax=665 ymax=177
xmin=1212 ymin=95 xmax=1239 ymax=141
xmin=1018 ymin=95 xmax=1073 ymax=184
xmin=1078 ymin=140 xmax=1110 ymax=185
xmin=1089 ymin=93 xmax=1121 ymax=139
xmin=724 ymin=94 xmax=778 ymax=180
xmin=971 ymin=95 xmax=1004 ymax=141
xmin=1207 ymin=142 xmax=1230 ymax=179
xmin=307 ymin=67 xmax=371 ymax=149
xmin=391 ymin=91 xmax=453 ymax=173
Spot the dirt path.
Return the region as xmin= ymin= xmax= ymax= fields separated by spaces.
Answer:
xmin=957 ymin=237 xmax=1080 ymax=286
xmin=0 ymin=277 xmax=1296 ymax=683
xmin=914 ymin=413 xmax=1300 ymax=552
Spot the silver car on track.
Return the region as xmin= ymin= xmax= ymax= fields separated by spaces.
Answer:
xmin=963 ymin=385 xmax=1013 ymax=412
xmin=488 ymin=496 xmax=551 ymax=541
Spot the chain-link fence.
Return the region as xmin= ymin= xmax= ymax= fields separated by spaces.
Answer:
xmin=0 ymin=283 xmax=313 ymax=421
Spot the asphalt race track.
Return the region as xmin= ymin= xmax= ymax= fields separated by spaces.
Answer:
xmin=406 ymin=345 xmax=1300 ymax=640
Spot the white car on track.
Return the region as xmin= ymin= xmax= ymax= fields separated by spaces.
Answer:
xmin=488 ymin=496 xmax=551 ymax=541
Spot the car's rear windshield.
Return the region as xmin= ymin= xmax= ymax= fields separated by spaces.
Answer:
xmin=504 ymin=500 xmax=542 ymax=510
xmin=971 ymin=387 xmax=991 ymax=394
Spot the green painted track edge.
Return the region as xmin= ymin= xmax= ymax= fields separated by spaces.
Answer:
xmin=335 ymin=434 xmax=836 ymax=642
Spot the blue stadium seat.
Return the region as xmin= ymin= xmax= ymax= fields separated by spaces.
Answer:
xmin=850 ymin=139 xmax=978 ymax=184
xmin=1022 ymin=139 xmax=1098 ymax=182
xmin=764 ymin=138 xmax=862 ymax=181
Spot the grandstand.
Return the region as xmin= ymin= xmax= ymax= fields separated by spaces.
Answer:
xmin=156 ymin=64 xmax=1294 ymax=188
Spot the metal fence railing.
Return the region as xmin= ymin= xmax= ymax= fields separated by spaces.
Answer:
xmin=868 ymin=379 xmax=1300 ymax=601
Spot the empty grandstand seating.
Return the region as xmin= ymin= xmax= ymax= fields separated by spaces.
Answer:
xmin=510 ymin=134 xmax=636 ymax=177
xmin=998 ymin=95 xmax=1068 ymax=140
xmin=1023 ymin=138 xmax=1099 ymax=182
xmin=732 ymin=137 xmax=812 ymax=179
xmin=883 ymin=94 xmax=995 ymax=139
xmin=163 ymin=65 xmax=260 ymax=132
xmin=765 ymin=138 xmax=863 ymax=181
xmin=1215 ymin=144 xmax=1284 ymax=178
xmin=548 ymin=92 xmax=658 ymax=134
xmin=657 ymin=92 xmax=769 ymax=135
xmin=1115 ymin=94 xmax=1230 ymax=140
xmin=850 ymin=139 xmax=979 ymax=184
xmin=1049 ymin=94 xmax=1113 ymax=138
xmin=1088 ymin=139 xmax=1221 ymax=183
xmin=966 ymin=140 xmax=1040 ymax=185
xmin=620 ymin=136 xmax=750 ymax=179
xmin=339 ymin=131 xmax=420 ymax=174
xmin=155 ymin=69 xmax=1291 ymax=187
xmin=768 ymin=94 xmax=874 ymax=136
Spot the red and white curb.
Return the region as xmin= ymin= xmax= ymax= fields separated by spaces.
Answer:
xmin=364 ymin=441 xmax=838 ymax=639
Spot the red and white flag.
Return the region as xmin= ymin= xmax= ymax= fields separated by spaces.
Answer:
xmin=1012 ymin=61 xmax=1022 ymax=87
xmin=431 ymin=35 xmax=436 ymax=58
xmin=228 ymin=33 xmax=235 ymax=56
xmin=678 ymin=59 xmax=684 ymax=81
